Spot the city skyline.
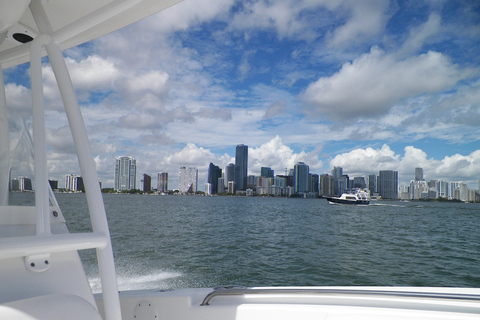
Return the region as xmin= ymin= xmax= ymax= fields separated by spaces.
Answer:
xmin=4 ymin=1 xmax=479 ymax=193
xmin=40 ymin=161 xmax=479 ymax=202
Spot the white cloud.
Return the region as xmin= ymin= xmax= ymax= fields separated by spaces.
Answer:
xmin=263 ymin=100 xmax=287 ymax=119
xmin=302 ymin=47 xmax=468 ymax=121
xmin=228 ymin=0 xmax=320 ymax=41
xmin=326 ymin=0 xmax=391 ymax=47
xmin=5 ymin=83 xmax=31 ymax=116
xmin=330 ymin=144 xmax=399 ymax=175
xmin=399 ymin=13 xmax=442 ymax=55
xmin=249 ymin=135 xmax=323 ymax=176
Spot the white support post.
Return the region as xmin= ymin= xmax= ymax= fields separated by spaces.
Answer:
xmin=45 ymin=42 xmax=122 ymax=320
xmin=29 ymin=1 xmax=121 ymax=319
xmin=0 ymin=68 xmax=9 ymax=206
xmin=30 ymin=34 xmax=51 ymax=235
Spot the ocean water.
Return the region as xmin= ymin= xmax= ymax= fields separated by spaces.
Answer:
xmin=50 ymin=194 xmax=480 ymax=292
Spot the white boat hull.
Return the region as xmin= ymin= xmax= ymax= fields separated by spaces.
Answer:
xmin=92 ymin=287 xmax=480 ymax=320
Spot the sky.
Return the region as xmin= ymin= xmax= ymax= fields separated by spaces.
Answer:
xmin=4 ymin=0 xmax=480 ymax=190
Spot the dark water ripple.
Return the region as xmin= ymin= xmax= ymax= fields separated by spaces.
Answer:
xmin=49 ymin=193 xmax=480 ymax=291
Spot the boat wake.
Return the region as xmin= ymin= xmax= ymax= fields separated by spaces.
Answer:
xmin=89 ymin=270 xmax=182 ymax=293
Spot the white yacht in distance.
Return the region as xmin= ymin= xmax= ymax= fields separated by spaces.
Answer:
xmin=326 ymin=189 xmax=370 ymax=205
xmin=1 ymin=1 xmax=479 ymax=320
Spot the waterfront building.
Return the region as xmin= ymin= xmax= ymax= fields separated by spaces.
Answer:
xmin=415 ymin=167 xmax=423 ymax=181
xmin=142 ymin=173 xmax=151 ymax=192
xmin=378 ymin=170 xmax=398 ymax=199
xmin=12 ymin=177 xmax=33 ymax=192
xmin=225 ymin=163 xmax=235 ymax=182
xmin=48 ymin=179 xmax=58 ymax=191
xmin=409 ymin=180 xmax=428 ymax=199
xmin=217 ymin=177 xmax=225 ymax=194
xmin=227 ymin=181 xmax=236 ymax=194
xmin=331 ymin=166 xmax=343 ymax=195
xmin=311 ymin=174 xmax=319 ymax=194
xmin=294 ymin=162 xmax=309 ymax=194
xmin=157 ymin=172 xmax=168 ymax=193
xmin=459 ymin=183 xmax=468 ymax=202
xmin=274 ymin=176 xmax=287 ymax=188
xmin=65 ymin=174 xmax=84 ymax=192
xmin=10 ymin=179 xmax=19 ymax=191
xmin=319 ymin=174 xmax=334 ymax=197
xmin=437 ymin=180 xmax=448 ymax=198
xmin=339 ymin=175 xmax=349 ymax=194
xmin=247 ymin=175 xmax=256 ymax=190
xmin=398 ymin=185 xmax=409 ymax=200
xmin=179 ymin=167 xmax=198 ymax=193
xmin=207 ymin=163 xmax=222 ymax=194
xmin=367 ymin=174 xmax=377 ymax=195
xmin=353 ymin=177 xmax=366 ymax=189
xmin=65 ymin=174 xmax=76 ymax=191
xmin=260 ymin=167 xmax=274 ymax=178
xmin=114 ymin=156 xmax=136 ymax=191
xmin=205 ymin=183 xmax=212 ymax=196
xmin=234 ymin=144 xmax=248 ymax=191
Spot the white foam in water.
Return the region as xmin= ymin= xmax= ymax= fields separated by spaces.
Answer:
xmin=89 ymin=271 xmax=182 ymax=293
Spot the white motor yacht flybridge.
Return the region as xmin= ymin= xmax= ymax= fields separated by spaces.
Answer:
xmin=0 ymin=1 xmax=479 ymax=319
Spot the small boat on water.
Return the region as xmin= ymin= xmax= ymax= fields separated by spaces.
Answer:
xmin=326 ymin=189 xmax=370 ymax=205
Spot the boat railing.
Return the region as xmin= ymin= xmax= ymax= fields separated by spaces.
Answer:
xmin=200 ymin=286 xmax=480 ymax=306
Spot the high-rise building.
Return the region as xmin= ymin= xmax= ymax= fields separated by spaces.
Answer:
xmin=207 ymin=163 xmax=222 ymax=194
xmin=48 ymin=179 xmax=58 ymax=191
xmin=114 ymin=156 xmax=136 ymax=191
xmin=311 ymin=174 xmax=319 ymax=194
xmin=218 ymin=177 xmax=225 ymax=194
xmin=415 ymin=167 xmax=423 ymax=181
xmin=225 ymin=163 xmax=235 ymax=182
xmin=142 ymin=173 xmax=151 ymax=192
xmin=319 ymin=174 xmax=334 ymax=196
xmin=367 ymin=174 xmax=377 ymax=195
xmin=227 ymin=181 xmax=236 ymax=194
xmin=331 ymin=166 xmax=343 ymax=195
xmin=65 ymin=174 xmax=84 ymax=192
xmin=378 ymin=170 xmax=398 ymax=199
xmin=157 ymin=172 xmax=168 ymax=193
xmin=179 ymin=167 xmax=198 ymax=193
xmin=234 ymin=144 xmax=248 ymax=191
xmin=353 ymin=177 xmax=366 ymax=189
xmin=437 ymin=179 xmax=448 ymax=198
xmin=260 ymin=167 xmax=274 ymax=178
xmin=294 ymin=162 xmax=309 ymax=193
xmin=14 ymin=177 xmax=33 ymax=191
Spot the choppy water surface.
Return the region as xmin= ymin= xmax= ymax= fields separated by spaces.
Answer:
xmin=53 ymin=194 xmax=480 ymax=292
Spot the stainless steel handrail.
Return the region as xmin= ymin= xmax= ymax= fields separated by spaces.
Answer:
xmin=200 ymin=286 xmax=480 ymax=306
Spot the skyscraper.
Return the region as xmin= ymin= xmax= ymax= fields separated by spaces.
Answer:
xmin=331 ymin=166 xmax=343 ymax=195
xmin=142 ymin=173 xmax=151 ymax=192
xmin=367 ymin=174 xmax=377 ymax=195
xmin=294 ymin=162 xmax=309 ymax=193
xmin=319 ymin=174 xmax=334 ymax=196
xmin=65 ymin=174 xmax=83 ymax=192
xmin=311 ymin=174 xmax=319 ymax=193
xmin=234 ymin=144 xmax=248 ymax=191
xmin=378 ymin=170 xmax=398 ymax=199
xmin=179 ymin=167 xmax=198 ymax=193
xmin=260 ymin=167 xmax=274 ymax=178
xmin=415 ymin=167 xmax=423 ymax=181
xmin=114 ymin=156 xmax=136 ymax=191
xmin=157 ymin=172 xmax=168 ymax=193
xmin=225 ymin=163 xmax=235 ymax=182
xmin=207 ymin=163 xmax=222 ymax=194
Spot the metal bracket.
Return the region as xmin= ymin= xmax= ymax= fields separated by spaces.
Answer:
xmin=25 ymin=253 xmax=51 ymax=272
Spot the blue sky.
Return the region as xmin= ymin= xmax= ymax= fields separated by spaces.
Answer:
xmin=5 ymin=0 xmax=480 ymax=189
